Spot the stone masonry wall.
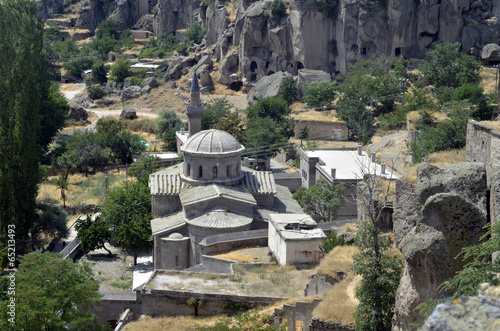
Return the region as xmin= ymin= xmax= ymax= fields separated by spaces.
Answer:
xmin=466 ymin=120 xmax=500 ymax=179
xmin=294 ymin=120 xmax=348 ymax=141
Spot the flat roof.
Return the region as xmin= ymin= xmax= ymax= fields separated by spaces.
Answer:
xmin=269 ymin=214 xmax=327 ymax=241
xmin=304 ymin=150 xmax=401 ymax=180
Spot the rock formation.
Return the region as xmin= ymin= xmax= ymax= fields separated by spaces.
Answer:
xmin=392 ymin=162 xmax=489 ymax=330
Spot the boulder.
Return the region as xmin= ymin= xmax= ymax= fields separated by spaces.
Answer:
xmin=297 ymin=69 xmax=331 ymax=98
xmin=119 ymin=106 xmax=137 ymax=120
xmin=421 ymin=295 xmax=500 ymax=331
xmin=219 ymin=51 xmax=239 ymax=85
xmin=67 ymin=105 xmax=88 ymax=121
xmin=481 ymin=43 xmax=500 ymax=61
xmin=121 ymin=86 xmax=141 ymax=102
xmin=392 ymin=162 xmax=489 ymax=331
xmin=162 ymin=56 xmax=196 ymax=81
xmin=246 ymin=71 xmax=290 ymax=104
xmin=140 ymin=77 xmax=159 ymax=89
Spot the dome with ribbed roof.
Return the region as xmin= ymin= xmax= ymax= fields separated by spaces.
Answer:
xmin=181 ymin=129 xmax=244 ymax=154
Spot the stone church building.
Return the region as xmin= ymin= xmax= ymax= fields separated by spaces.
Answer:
xmin=149 ymin=74 xmax=302 ymax=270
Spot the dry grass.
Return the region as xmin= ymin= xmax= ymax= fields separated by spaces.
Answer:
xmin=292 ymin=109 xmax=342 ymax=123
xmin=401 ymin=165 xmax=418 ymax=184
xmin=313 ymin=272 xmax=357 ymax=324
xmin=123 ymin=315 xmax=218 ymax=331
xmin=213 ymin=247 xmax=269 ymax=262
xmin=426 ymin=148 xmax=466 ymax=166
xmin=480 ymin=120 xmax=500 ymax=132
xmin=315 ymin=246 xmax=359 ymax=279
xmin=60 ymin=84 xmax=81 ymax=92
xmin=38 ymin=171 xmax=126 ymax=207
xmin=480 ymin=65 xmax=497 ymax=94
xmin=226 ymin=1 xmax=237 ymax=21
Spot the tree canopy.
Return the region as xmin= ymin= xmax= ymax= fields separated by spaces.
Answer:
xmin=0 ymin=251 xmax=110 ymax=331
xmin=75 ymin=214 xmax=112 ymax=255
xmin=419 ymin=42 xmax=481 ymax=89
xmin=293 ymin=179 xmax=344 ymax=223
xmin=302 ymin=80 xmax=336 ymax=109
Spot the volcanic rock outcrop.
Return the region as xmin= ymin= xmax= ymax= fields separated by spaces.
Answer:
xmin=392 ymin=162 xmax=489 ymax=330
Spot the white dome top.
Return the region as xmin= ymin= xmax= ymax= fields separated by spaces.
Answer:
xmin=181 ymin=129 xmax=244 ymax=154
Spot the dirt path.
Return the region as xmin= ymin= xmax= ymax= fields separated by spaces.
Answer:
xmin=346 ymin=275 xmax=361 ymax=305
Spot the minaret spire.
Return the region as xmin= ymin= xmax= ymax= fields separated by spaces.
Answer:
xmin=186 ymin=72 xmax=204 ymax=136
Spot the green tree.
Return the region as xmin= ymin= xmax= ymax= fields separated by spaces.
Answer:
xmin=101 ymin=181 xmax=152 ymax=265
xmin=30 ymin=203 xmax=68 ymax=249
xmin=91 ymin=34 xmax=120 ymax=58
xmin=302 ymin=80 xmax=336 ymax=109
xmin=91 ymin=60 xmax=108 ymax=83
xmin=392 ymin=56 xmax=409 ymax=79
xmin=244 ymin=117 xmax=288 ymax=159
xmin=96 ymin=119 xmax=146 ymax=164
xmin=201 ymin=97 xmax=232 ymax=129
xmin=185 ymin=21 xmax=206 ymax=44
xmin=293 ymin=179 xmax=344 ymax=223
xmin=336 ymin=97 xmax=374 ymax=143
xmin=39 ymin=82 xmax=68 ymax=152
xmin=419 ymin=42 xmax=481 ymax=89
xmin=351 ymin=221 xmax=403 ymax=330
xmin=0 ymin=251 xmax=110 ymax=331
xmin=110 ymin=57 xmax=132 ymax=83
xmin=95 ymin=19 xmax=120 ymax=40
xmin=316 ymin=0 xmax=338 ymax=14
xmin=56 ymin=175 xmax=69 ymax=207
xmin=246 ymin=97 xmax=295 ymax=138
xmin=75 ymin=214 xmax=112 ymax=255
xmin=278 ymin=76 xmax=298 ymax=105
xmin=271 ymin=0 xmax=287 ymax=16
xmin=0 ymin=0 xmax=47 ymax=254
xmin=63 ymin=56 xmax=95 ymax=77
xmin=155 ymin=109 xmax=184 ymax=151
xmin=128 ymin=154 xmax=163 ymax=184
xmin=213 ymin=113 xmax=246 ymax=142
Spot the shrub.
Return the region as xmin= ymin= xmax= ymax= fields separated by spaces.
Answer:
xmin=185 ymin=21 xmax=206 ymax=45
xmin=176 ymin=42 xmax=189 ymax=56
xmin=63 ymin=56 xmax=95 ymax=77
xmin=271 ymin=0 xmax=287 ymax=16
xmin=88 ymin=86 xmax=106 ymax=100
xmin=319 ymin=230 xmax=345 ymax=254
xmin=91 ymin=60 xmax=108 ymax=84
xmin=110 ymin=58 xmax=132 ymax=83
xmin=130 ymin=77 xmax=143 ymax=86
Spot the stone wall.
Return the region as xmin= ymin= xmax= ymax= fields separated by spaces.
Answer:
xmin=309 ymin=319 xmax=354 ymax=331
xmin=294 ymin=120 xmax=348 ymax=141
xmin=141 ymin=289 xmax=285 ymax=317
xmin=274 ymin=173 xmax=302 ymax=193
xmin=152 ymin=195 xmax=181 ymax=218
xmin=200 ymin=255 xmax=238 ymax=274
xmin=88 ymin=292 xmax=141 ymax=324
xmin=466 ymin=120 xmax=500 ymax=181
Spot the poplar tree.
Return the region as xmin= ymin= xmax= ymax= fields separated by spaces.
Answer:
xmin=0 ymin=0 xmax=45 ymax=254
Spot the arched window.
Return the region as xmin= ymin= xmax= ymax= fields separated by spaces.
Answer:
xmin=227 ymin=165 xmax=231 ymax=177
xmin=187 ymin=164 xmax=191 ymax=177
xmin=199 ymin=166 xmax=203 ymax=178
xmin=213 ymin=166 xmax=217 ymax=178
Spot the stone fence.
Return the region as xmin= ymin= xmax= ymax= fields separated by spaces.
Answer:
xmin=309 ymin=318 xmax=354 ymax=331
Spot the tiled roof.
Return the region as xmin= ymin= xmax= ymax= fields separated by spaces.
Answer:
xmin=151 ymin=212 xmax=185 ymax=236
xmin=244 ymin=171 xmax=277 ymax=195
xmin=180 ymin=184 xmax=257 ymax=206
xmin=149 ymin=164 xmax=189 ymax=195
xmin=186 ymin=209 xmax=253 ymax=229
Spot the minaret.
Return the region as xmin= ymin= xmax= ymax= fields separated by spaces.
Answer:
xmin=186 ymin=72 xmax=204 ymax=136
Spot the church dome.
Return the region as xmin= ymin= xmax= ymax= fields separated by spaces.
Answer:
xmin=181 ymin=129 xmax=244 ymax=154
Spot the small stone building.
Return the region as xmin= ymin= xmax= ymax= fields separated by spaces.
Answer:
xmin=268 ymin=214 xmax=327 ymax=266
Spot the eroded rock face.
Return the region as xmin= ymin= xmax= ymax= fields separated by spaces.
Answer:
xmin=246 ymin=71 xmax=291 ymax=104
xmin=120 ymin=106 xmax=137 ymax=120
xmin=392 ymin=163 xmax=488 ymax=331
xmin=153 ymin=0 xmax=195 ymax=36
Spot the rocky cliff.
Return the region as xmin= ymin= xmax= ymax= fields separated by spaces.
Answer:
xmin=391 ymin=163 xmax=489 ymax=330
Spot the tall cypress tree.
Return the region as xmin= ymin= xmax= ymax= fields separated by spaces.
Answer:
xmin=0 ymin=0 xmax=46 ymax=255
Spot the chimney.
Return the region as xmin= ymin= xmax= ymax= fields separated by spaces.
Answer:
xmin=357 ymin=144 xmax=362 ymax=155
xmin=331 ymin=168 xmax=336 ymax=179
xmin=381 ymin=163 xmax=386 ymax=174
xmin=371 ymin=152 xmax=376 ymax=163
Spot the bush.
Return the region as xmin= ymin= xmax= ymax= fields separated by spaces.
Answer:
xmin=176 ymin=42 xmax=189 ymax=56
xmin=88 ymin=86 xmax=106 ymax=100
xmin=91 ymin=60 xmax=108 ymax=84
xmin=316 ymin=0 xmax=338 ymax=14
xmin=319 ymin=230 xmax=345 ymax=254
xmin=130 ymin=77 xmax=143 ymax=86
xmin=185 ymin=21 xmax=206 ymax=45
xmin=271 ymin=0 xmax=287 ymax=16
